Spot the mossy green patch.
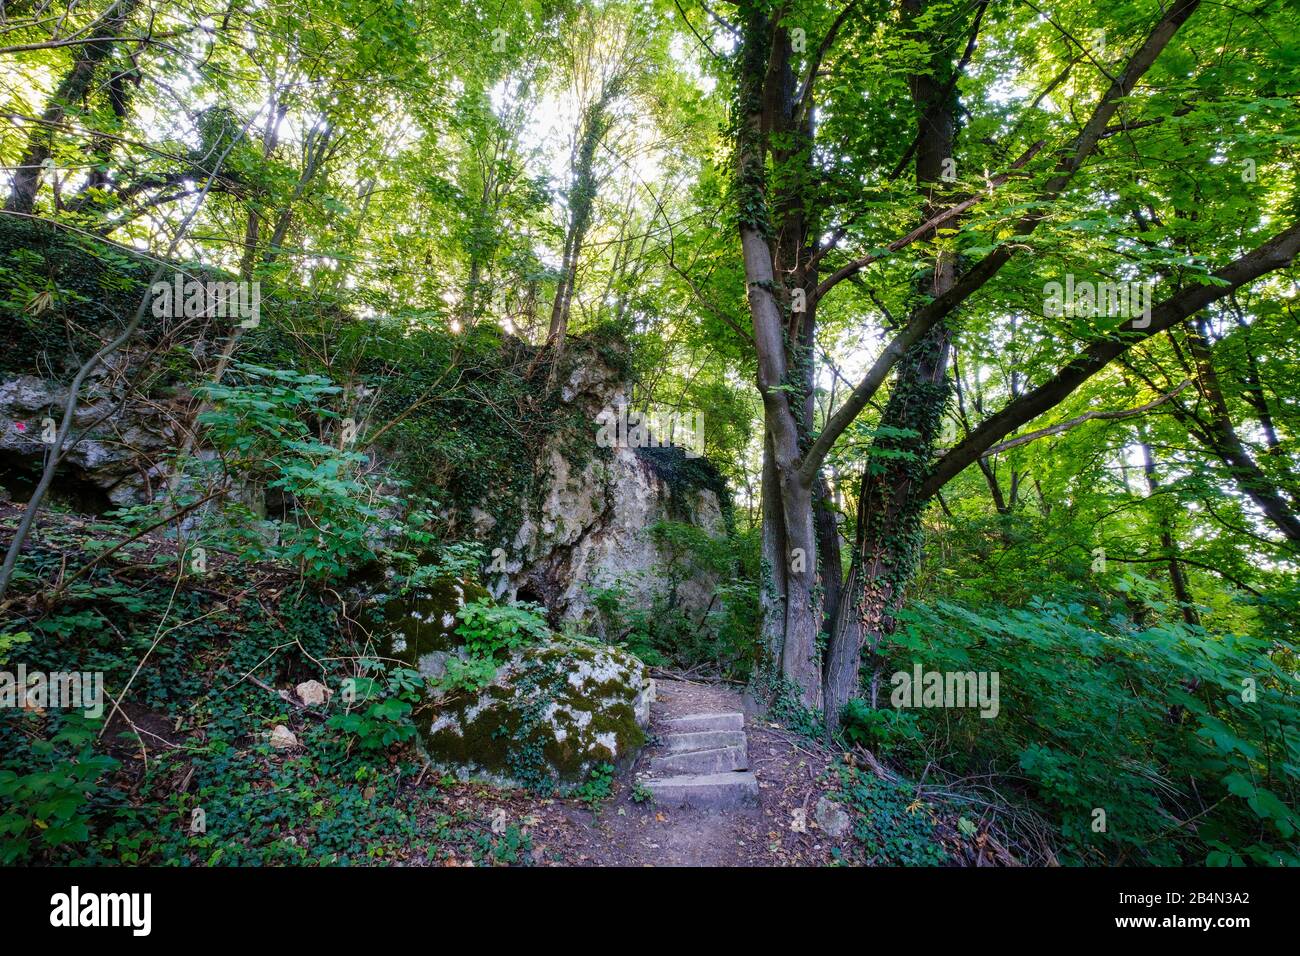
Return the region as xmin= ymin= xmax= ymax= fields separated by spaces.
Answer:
xmin=421 ymin=638 xmax=650 ymax=791
xmin=371 ymin=576 xmax=489 ymax=665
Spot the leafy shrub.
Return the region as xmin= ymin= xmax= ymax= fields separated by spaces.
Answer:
xmin=455 ymin=599 xmax=551 ymax=652
xmin=574 ymin=762 xmax=616 ymax=811
xmin=192 ymin=363 xmax=385 ymax=578
xmin=0 ymin=630 xmax=31 ymax=665
xmin=840 ymin=699 xmax=922 ymax=756
xmin=0 ymin=714 xmax=118 ymax=863
xmin=389 ymin=540 xmax=485 ymax=594
xmin=435 ymin=599 xmax=552 ymax=694
xmin=889 ymin=591 xmax=1300 ymax=865
xmin=327 ymin=663 xmax=423 ymax=752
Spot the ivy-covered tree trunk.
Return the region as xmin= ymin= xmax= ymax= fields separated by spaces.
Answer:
xmin=824 ymin=321 xmax=952 ymax=727
xmin=821 ymin=0 xmax=1222 ymax=733
xmin=759 ymin=437 xmax=789 ymax=662
xmin=549 ymin=87 xmax=617 ymax=348
xmin=79 ymin=65 xmax=140 ymax=201
xmin=823 ymin=0 xmax=957 ymax=733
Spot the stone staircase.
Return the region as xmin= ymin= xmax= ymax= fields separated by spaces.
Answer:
xmin=641 ymin=711 xmax=760 ymax=809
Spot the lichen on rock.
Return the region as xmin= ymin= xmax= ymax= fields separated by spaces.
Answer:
xmin=420 ymin=637 xmax=654 ymax=792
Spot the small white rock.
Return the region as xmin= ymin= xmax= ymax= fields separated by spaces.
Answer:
xmin=814 ymin=796 xmax=851 ymax=838
xmin=295 ymin=680 xmax=332 ymax=707
xmin=269 ymin=724 xmax=298 ymax=750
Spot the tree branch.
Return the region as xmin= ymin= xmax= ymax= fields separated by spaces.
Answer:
xmin=814 ymin=139 xmax=1044 ymax=301
xmin=793 ymin=0 xmax=1202 ymax=487
xmin=978 ymin=380 xmax=1191 ymax=457
xmin=794 ymin=0 xmax=859 ymax=127
xmin=921 ymin=218 xmax=1300 ymax=499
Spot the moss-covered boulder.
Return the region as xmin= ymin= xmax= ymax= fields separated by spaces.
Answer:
xmin=421 ymin=638 xmax=654 ymax=792
xmin=371 ymin=576 xmax=490 ymax=679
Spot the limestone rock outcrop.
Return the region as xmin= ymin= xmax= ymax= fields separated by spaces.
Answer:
xmin=483 ymin=352 xmax=728 ymax=636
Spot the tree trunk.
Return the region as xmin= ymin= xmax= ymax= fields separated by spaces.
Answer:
xmin=1141 ymin=439 xmax=1200 ymax=627
xmin=759 ymin=436 xmax=789 ymax=661
xmin=79 ymin=65 xmax=139 ymax=201
xmin=732 ymin=6 xmax=828 ymax=708
xmin=1183 ymin=315 xmax=1300 ymax=542
xmin=823 ymin=0 xmax=958 ymax=733
xmin=824 ymin=321 xmax=953 ymax=728
xmin=815 ymin=472 xmax=844 ymax=635
xmin=6 ymin=0 xmax=141 ymax=214
xmin=549 ymin=90 xmax=614 ymax=346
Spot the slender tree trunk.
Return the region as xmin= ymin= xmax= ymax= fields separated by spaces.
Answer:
xmin=778 ymin=473 xmax=822 ymax=703
xmin=6 ymin=0 xmax=141 ymax=214
xmin=549 ymin=90 xmax=615 ymax=347
xmin=1141 ymin=439 xmax=1199 ymax=627
xmin=1182 ymin=315 xmax=1300 ymax=542
xmin=463 ymin=255 xmax=483 ymax=324
xmin=1229 ymin=302 xmax=1283 ymax=455
xmin=166 ymin=98 xmax=294 ymax=495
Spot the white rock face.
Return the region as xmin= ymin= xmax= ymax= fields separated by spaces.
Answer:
xmin=484 ymin=352 xmax=728 ymax=637
xmin=0 ymin=373 xmax=173 ymax=506
xmin=2 ymin=345 xmax=728 ymax=634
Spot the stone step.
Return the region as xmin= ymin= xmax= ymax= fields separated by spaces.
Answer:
xmin=661 ymin=712 xmax=744 ymax=734
xmin=661 ymin=729 xmax=746 ymax=753
xmin=644 ymin=771 xmax=760 ymax=809
xmin=649 ymin=745 xmax=748 ymax=776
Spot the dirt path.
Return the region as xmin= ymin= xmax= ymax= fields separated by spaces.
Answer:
xmin=546 ymin=679 xmax=853 ymax=866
